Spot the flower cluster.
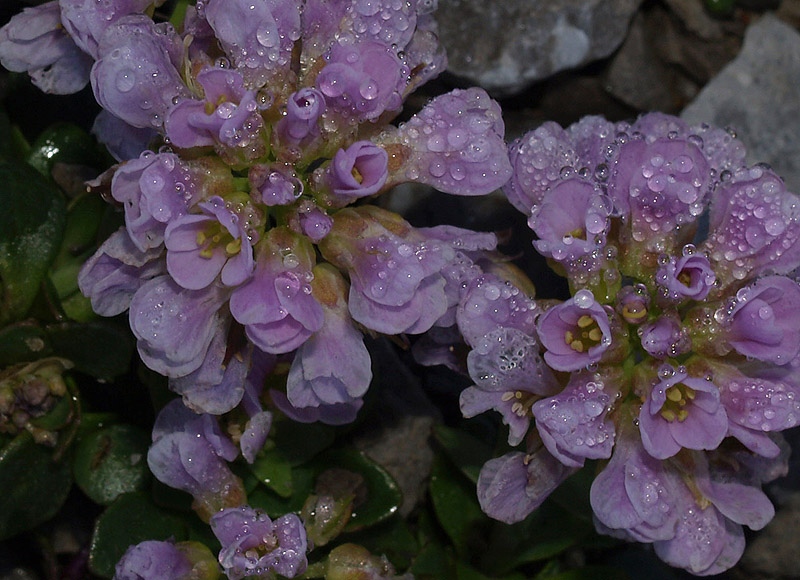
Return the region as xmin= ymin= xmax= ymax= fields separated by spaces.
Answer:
xmin=460 ymin=113 xmax=800 ymax=575
xmin=10 ymin=0 xmax=517 ymax=424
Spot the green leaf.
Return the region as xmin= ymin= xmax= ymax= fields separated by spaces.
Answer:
xmin=46 ymin=320 xmax=133 ymax=379
xmin=433 ymin=424 xmax=493 ymax=484
xmin=0 ymin=159 xmax=66 ymax=326
xmin=0 ymin=322 xmax=53 ymax=366
xmin=26 ymin=123 xmax=102 ymax=178
xmin=429 ymin=456 xmax=487 ymax=559
xmin=89 ymin=492 xmax=189 ymax=578
xmin=271 ymin=419 xmax=336 ymax=466
xmin=408 ymin=543 xmax=456 ymax=580
xmin=342 ymin=516 xmax=418 ymax=570
xmin=249 ymin=447 xmax=293 ymax=497
xmin=0 ymin=432 xmax=72 ymax=540
xmin=248 ymin=466 xmax=315 ymax=518
xmin=313 ymin=450 xmax=402 ymax=532
xmin=73 ymin=424 xmax=151 ymax=505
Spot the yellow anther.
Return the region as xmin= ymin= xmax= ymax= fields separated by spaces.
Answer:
xmin=225 ymin=238 xmax=242 ymax=255
xmin=199 ymin=247 xmax=214 ymax=259
xmin=501 ymin=392 xmax=515 ymax=402
xmin=196 ymin=231 xmax=207 ymax=245
xmin=678 ymin=271 xmax=692 ymax=287
xmin=588 ymin=328 xmax=602 ymax=342
xmin=661 ymin=409 xmax=677 ymax=422
xmin=677 ymin=409 xmax=689 ymax=422
xmin=511 ymin=402 xmax=524 ymax=415
xmin=515 ymin=391 xmax=523 ymax=399
xmin=622 ymin=304 xmax=647 ymax=320
xmin=685 ymin=389 xmax=696 ymax=400
xmin=212 ymin=234 xmax=222 ymax=243
xmin=570 ymin=340 xmax=585 ymax=353
xmin=351 ymin=166 xmax=364 ymax=184
xmin=564 ymin=330 xmax=574 ymax=343
xmin=577 ymin=315 xmax=594 ymax=328
xmin=667 ymin=388 xmax=683 ymax=402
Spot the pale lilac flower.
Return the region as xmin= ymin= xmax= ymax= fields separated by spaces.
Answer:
xmin=229 ymin=228 xmax=323 ymax=354
xmin=325 ymin=141 xmax=389 ymax=204
xmin=639 ymin=314 xmax=690 ymax=360
xmin=532 ymin=372 xmax=616 ymax=467
xmin=274 ymin=88 xmax=325 ymax=146
xmin=78 ymin=227 xmax=164 ymax=316
xmin=113 ymin=540 xmax=192 ymax=580
xmin=249 ymin=164 xmax=303 ymax=207
xmin=655 ymin=252 xmax=716 ymax=303
xmin=291 ymin=201 xmax=333 ymax=243
xmin=477 ymin=448 xmax=576 ymax=524
xmin=210 ymin=506 xmax=307 ymax=580
xmin=91 ymin=15 xmax=187 ymax=129
xmin=92 ymin=110 xmax=158 ymax=162
xmin=285 ymin=265 xmax=371 ymax=412
xmin=461 ymin=327 xmax=557 ymax=445
xmin=60 ymin=0 xmax=153 ymax=58
xmin=615 ymin=284 xmax=650 ymax=325
xmin=164 ymin=196 xmax=256 ymax=290
xmin=0 ymin=1 xmax=92 ymax=94
xmin=112 ymin=151 xmax=197 ymax=251
xmin=726 ymin=275 xmax=800 ymax=365
xmin=638 ymin=365 xmax=728 ymax=460
xmin=537 ymin=290 xmax=612 ymax=372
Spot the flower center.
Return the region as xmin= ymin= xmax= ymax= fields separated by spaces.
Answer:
xmin=564 ymin=315 xmax=603 ymax=353
xmin=351 ymin=165 xmax=364 ymax=184
xmin=243 ymin=531 xmax=279 ymax=561
xmin=660 ymin=383 xmax=696 ymax=422
xmin=501 ymin=390 xmax=537 ymax=417
xmin=196 ymin=222 xmax=241 ymax=258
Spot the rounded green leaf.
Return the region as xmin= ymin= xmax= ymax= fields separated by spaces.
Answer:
xmin=89 ymin=492 xmax=189 ymax=578
xmin=26 ymin=123 xmax=103 ymax=178
xmin=0 ymin=322 xmax=53 ymax=366
xmin=74 ymin=424 xmax=151 ymax=505
xmin=46 ymin=320 xmax=134 ymax=379
xmin=0 ymin=159 xmax=66 ymax=326
xmin=0 ymin=432 xmax=72 ymax=540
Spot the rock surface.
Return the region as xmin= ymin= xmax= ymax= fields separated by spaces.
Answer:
xmin=435 ymin=0 xmax=642 ymax=96
xmin=682 ymin=14 xmax=800 ymax=190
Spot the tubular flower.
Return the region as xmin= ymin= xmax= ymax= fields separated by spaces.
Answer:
xmin=460 ymin=113 xmax=800 ymax=576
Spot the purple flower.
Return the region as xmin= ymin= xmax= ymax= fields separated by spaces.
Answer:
xmin=615 ymin=284 xmax=649 ymax=325
xmin=165 ymin=67 xmax=264 ymax=155
xmin=91 ymin=15 xmax=187 ymax=128
xmin=92 ymin=110 xmax=158 ymax=162
xmin=703 ymin=360 xmax=800 ymax=457
xmin=203 ymin=0 xmax=300 ymax=86
xmin=229 ymin=228 xmax=323 ymax=354
xmin=319 ymin=207 xmax=453 ymax=335
xmin=112 ymin=151 xmax=197 ymax=251
xmin=285 ymin=264 xmax=371 ymax=414
xmin=147 ymin=400 xmax=245 ymax=520
xmin=325 ymin=141 xmax=389 ymax=205
xmin=210 ymin=506 xmax=307 ymax=580
xmin=113 ymin=540 xmax=192 ymax=580
xmin=290 ymin=200 xmax=333 ymax=243
xmin=461 ymin=327 xmax=558 ymax=445
xmin=655 ymin=251 xmax=715 ymax=303
xmin=379 ymin=88 xmax=512 ymax=196
xmin=316 ymin=39 xmax=407 ymax=122
xmin=128 ymin=276 xmax=228 ymax=377
xmin=725 ymin=275 xmax=800 ymax=365
xmin=702 ymin=166 xmax=800 ymax=290
xmin=60 ymin=0 xmax=152 ymax=58
xmin=455 ymin=273 xmax=539 ymax=348
xmin=249 ymin=164 xmax=303 ymax=206
xmin=477 ymin=448 xmax=576 ymax=524
xmin=639 ymin=314 xmax=690 ymax=360
xmin=590 ymin=426 xmax=682 ymax=543
xmin=275 ymin=88 xmax=325 ymax=146
xmin=164 ymin=196 xmax=256 ymax=290
xmin=270 ymin=389 xmax=363 ymax=426
xmin=638 ymin=365 xmax=728 ymax=459
xmin=532 ymin=371 xmax=616 ymax=467
xmin=0 ymin=1 xmax=92 ymax=94
xmin=78 ymin=227 xmax=164 ymax=316
xmin=537 ymin=290 xmax=612 ymax=372
xmin=528 ymin=178 xmax=612 ymax=263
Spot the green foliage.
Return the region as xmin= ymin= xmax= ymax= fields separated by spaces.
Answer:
xmin=73 ymin=424 xmax=151 ymax=505
xmin=0 ymin=159 xmax=66 ymax=326
xmin=0 ymin=432 xmax=72 ymax=540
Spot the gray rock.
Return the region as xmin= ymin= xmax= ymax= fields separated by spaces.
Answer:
xmin=681 ymin=14 xmax=800 ymax=190
xmin=663 ymin=0 xmax=724 ymax=40
xmin=435 ymin=0 xmax=643 ymax=96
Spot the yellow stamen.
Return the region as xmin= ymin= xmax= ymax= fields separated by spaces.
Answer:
xmin=661 ymin=409 xmax=677 ymax=422
xmin=199 ymin=247 xmax=214 ymax=259
xmin=501 ymin=392 xmax=515 ymax=402
xmin=577 ymin=315 xmax=594 ymax=328
xmin=196 ymin=231 xmax=207 ymax=245
xmin=564 ymin=330 xmax=574 ymax=343
xmin=667 ymin=389 xmax=683 ymax=402
xmin=588 ymin=328 xmax=602 ymax=342
xmin=351 ymin=166 xmax=364 ymax=184
xmin=677 ymin=410 xmax=689 ymax=422
xmin=225 ymin=238 xmax=242 ymax=255
xmin=570 ymin=340 xmax=584 ymax=353
xmin=622 ymin=304 xmax=647 ymax=320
